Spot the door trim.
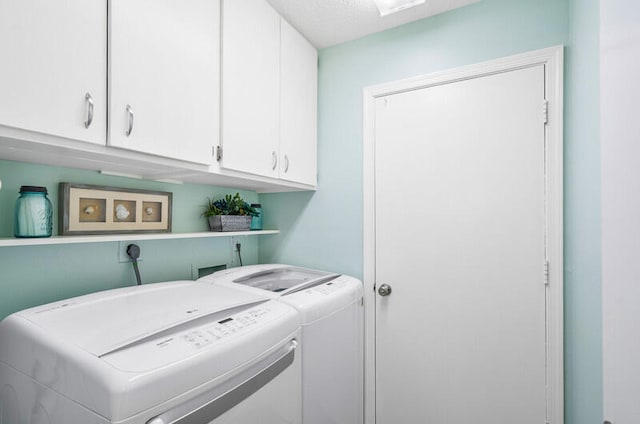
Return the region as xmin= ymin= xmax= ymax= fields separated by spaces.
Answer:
xmin=362 ymin=45 xmax=564 ymax=424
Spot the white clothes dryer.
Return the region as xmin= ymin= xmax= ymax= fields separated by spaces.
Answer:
xmin=198 ymin=264 xmax=364 ymax=424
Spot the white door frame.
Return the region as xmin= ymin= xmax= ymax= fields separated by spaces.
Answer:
xmin=362 ymin=45 xmax=564 ymax=424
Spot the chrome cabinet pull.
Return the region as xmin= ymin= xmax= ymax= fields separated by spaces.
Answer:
xmin=272 ymin=151 xmax=278 ymax=170
xmin=284 ymin=154 xmax=290 ymax=173
xmin=84 ymin=93 xmax=94 ymax=129
xmin=126 ymin=104 xmax=134 ymax=137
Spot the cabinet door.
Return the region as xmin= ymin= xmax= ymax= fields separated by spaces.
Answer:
xmin=109 ymin=0 xmax=219 ymax=165
xmin=0 ymin=0 xmax=106 ymax=144
xmin=221 ymin=0 xmax=280 ymax=178
xmin=280 ymin=20 xmax=318 ymax=186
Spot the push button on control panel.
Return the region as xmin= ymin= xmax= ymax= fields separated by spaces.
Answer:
xmin=182 ymin=330 xmax=212 ymax=349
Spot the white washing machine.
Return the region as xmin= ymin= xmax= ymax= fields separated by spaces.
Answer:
xmin=0 ymin=281 xmax=302 ymax=424
xmin=198 ymin=264 xmax=364 ymax=424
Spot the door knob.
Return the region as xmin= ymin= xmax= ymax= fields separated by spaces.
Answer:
xmin=378 ymin=283 xmax=392 ymax=297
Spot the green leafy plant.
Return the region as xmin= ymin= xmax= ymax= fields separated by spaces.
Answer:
xmin=202 ymin=193 xmax=258 ymax=217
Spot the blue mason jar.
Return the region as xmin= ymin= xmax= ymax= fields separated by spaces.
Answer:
xmin=250 ymin=203 xmax=263 ymax=230
xmin=14 ymin=186 xmax=53 ymax=238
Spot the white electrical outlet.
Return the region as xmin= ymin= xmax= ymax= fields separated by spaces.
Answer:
xmin=118 ymin=241 xmax=143 ymax=263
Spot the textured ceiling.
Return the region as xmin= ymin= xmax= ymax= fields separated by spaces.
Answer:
xmin=265 ymin=0 xmax=480 ymax=49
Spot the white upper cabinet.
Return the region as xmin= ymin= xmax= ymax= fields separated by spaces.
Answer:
xmin=108 ymin=0 xmax=220 ymax=165
xmin=221 ymin=0 xmax=318 ymax=186
xmin=0 ymin=0 xmax=107 ymax=144
xmin=0 ymin=0 xmax=316 ymax=192
xmin=221 ymin=0 xmax=281 ymax=179
xmin=280 ymin=20 xmax=318 ymax=186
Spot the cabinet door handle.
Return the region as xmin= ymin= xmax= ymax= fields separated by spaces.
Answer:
xmin=284 ymin=154 xmax=290 ymax=173
xmin=84 ymin=93 xmax=94 ymax=129
xmin=126 ymin=104 xmax=134 ymax=137
xmin=272 ymin=151 xmax=278 ymax=170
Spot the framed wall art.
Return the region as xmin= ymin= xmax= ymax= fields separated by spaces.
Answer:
xmin=59 ymin=183 xmax=172 ymax=235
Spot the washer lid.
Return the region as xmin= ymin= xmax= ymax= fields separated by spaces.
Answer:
xmin=232 ymin=266 xmax=341 ymax=295
xmin=18 ymin=281 xmax=267 ymax=356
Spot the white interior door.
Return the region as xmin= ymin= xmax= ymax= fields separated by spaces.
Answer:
xmin=374 ymin=65 xmax=548 ymax=423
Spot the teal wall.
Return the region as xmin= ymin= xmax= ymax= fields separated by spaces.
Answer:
xmin=260 ymin=0 xmax=602 ymax=422
xmin=565 ymin=0 xmax=602 ymax=422
xmin=0 ymin=159 xmax=261 ymax=319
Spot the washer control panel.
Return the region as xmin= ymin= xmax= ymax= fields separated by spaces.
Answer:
xmin=102 ymin=302 xmax=294 ymax=372
xmin=182 ymin=307 xmax=270 ymax=349
xmin=308 ymin=277 xmax=349 ymax=295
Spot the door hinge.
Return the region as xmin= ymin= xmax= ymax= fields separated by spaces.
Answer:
xmin=543 ymin=100 xmax=549 ymax=125
xmin=360 ymin=297 xmax=364 ymax=306
xmin=544 ymin=261 xmax=550 ymax=285
xmin=216 ymin=145 xmax=223 ymax=162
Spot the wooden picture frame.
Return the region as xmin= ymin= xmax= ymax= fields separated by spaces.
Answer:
xmin=59 ymin=183 xmax=172 ymax=235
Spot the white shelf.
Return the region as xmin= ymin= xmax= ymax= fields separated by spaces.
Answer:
xmin=0 ymin=230 xmax=279 ymax=247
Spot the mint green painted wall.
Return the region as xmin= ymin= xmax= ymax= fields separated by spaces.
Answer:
xmin=0 ymin=159 xmax=260 ymax=319
xmin=259 ymin=0 xmax=602 ymax=422
xmin=565 ymin=0 xmax=602 ymax=422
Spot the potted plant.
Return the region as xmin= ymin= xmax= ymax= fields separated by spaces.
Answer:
xmin=202 ymin=193 xmax=259 ymax=232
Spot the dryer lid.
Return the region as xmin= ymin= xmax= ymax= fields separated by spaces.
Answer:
xmin=18 ymin=281 xmax=267 ymax=356
xmin=232 ymin=266 xmax=341 ymax=295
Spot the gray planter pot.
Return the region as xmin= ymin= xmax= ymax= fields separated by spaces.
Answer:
xmin=207 ymin=215 xmax=252 ymax=232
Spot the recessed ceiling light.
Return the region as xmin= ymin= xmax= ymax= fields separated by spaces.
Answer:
xmin=373 ymin=0 xmax=426 ymax=16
